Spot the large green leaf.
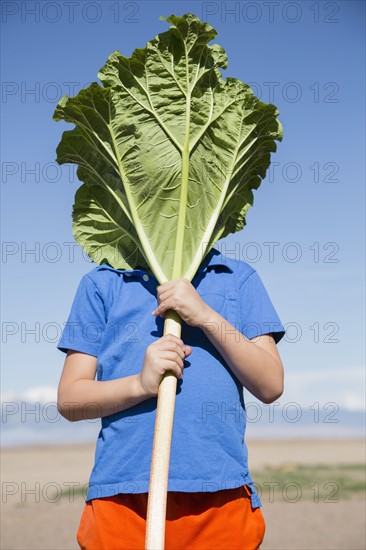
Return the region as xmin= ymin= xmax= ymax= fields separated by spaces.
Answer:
xmin=53 ymin=12 xmax=282 ymax=283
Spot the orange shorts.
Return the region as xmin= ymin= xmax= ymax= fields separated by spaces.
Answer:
xmin=76 ymin=484 xmax=266 ymax=550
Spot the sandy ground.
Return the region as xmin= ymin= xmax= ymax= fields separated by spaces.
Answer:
xmin=1 ymin=439 xmax=365 ymax=550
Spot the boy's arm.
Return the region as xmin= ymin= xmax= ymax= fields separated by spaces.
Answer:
xmin=200 ymin=310 xmax=284 ymax=404
xmin=57 ymin=350 xmax=151 ymax=422
xmin=152 ymin=278 xmax=284 ymax=404
xmin=57 ymin=334 xmax=191 ymax=422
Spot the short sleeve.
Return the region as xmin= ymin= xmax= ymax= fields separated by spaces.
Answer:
xmin=239 ymin=270 xmax=285 ymax=344
xmin=57 ymin=275 xmax=106 ymax=356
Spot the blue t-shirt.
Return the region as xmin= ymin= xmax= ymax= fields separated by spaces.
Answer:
xmin=57 ymin=247 xmax=285 ymax=508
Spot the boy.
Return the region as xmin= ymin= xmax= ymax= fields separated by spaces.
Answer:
xmin=57 ymin=246 xmax=285 ymax=550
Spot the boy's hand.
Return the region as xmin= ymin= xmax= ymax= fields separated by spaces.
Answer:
xmin=137 ymin=334 xmax=192 ymax=396
xmin=152 ymin=278 xmax=211 ymax=327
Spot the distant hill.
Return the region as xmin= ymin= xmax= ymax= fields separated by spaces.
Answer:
xmin=1 ymin=386 xmax=365 ymax=447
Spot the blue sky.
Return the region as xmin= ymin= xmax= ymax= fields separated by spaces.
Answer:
xmin=1 ymin=1 xmax=365 ymax=422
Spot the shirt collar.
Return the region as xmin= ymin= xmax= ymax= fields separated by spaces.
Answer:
xmin=96 ymin=247 xmax=233 ymax=278
xmin=198 ymin=247 xmax=233 ymax=273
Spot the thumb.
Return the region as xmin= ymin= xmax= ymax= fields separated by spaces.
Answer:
xmin=183 ymin=345 xmax=192 ymax=357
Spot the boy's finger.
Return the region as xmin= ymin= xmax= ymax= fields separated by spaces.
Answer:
xmin=162 ymin=334 xmax=184 ymax=346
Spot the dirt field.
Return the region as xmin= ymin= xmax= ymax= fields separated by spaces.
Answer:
xmin=1 ymin=439 xmax=365 ymax=549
